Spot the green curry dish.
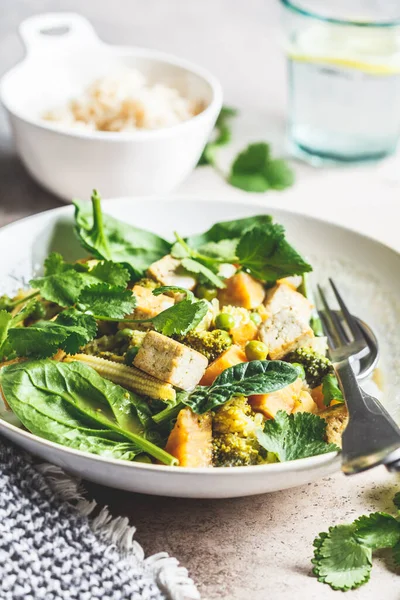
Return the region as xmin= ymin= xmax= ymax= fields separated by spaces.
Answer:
xmin=0 ymin=359 xmax=177 ymax=465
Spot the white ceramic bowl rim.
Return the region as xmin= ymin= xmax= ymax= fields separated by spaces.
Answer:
xmin=0 ymin=16 xmax=223 ymax=142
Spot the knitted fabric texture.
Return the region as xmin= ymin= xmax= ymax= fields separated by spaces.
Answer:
xmin=0 ymin=438 xmax=200 ymax=600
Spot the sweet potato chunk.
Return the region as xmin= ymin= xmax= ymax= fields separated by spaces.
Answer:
xmin=165 ymin=407 xmax=212 ymax=467
xmin=218 ymin=272 xmax=265 ymax=309
xmin=292 ymin=390 xmax=318 ymax=414
xmin=231 ymin=320 xmax=258 ymax=347
xmin=200 ymin=345 xmax=247 ymax=386
xmin=249 ymin=378 xmax=303 ymax=419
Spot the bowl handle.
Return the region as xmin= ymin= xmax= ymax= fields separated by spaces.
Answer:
xmin=19 ymin=13 xmax=102 ymax=57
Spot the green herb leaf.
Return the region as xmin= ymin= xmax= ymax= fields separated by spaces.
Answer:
xmin=236 ymin=224 xmax=312 ymax=281
xmin=312 ymin=525 xmax=372 ymax=591
xmin=354 ymin=513 xmax=400 ymax=550
xmin=228 ymin=143 xmax=295 ymax=193
xmin=78 ymin=284 xmax=136 ymax=319
xmin=0 ymin=359 xmax=176 ymax=464
xmin=184 ymin=360 xmax=299 ymax=414
xmin=88 ymin=261 xmax=130 ymax=288
xmin=186 ymin=215 xmax=273 ymax=249
xmin=0 ymin=310 xmax=13 ymax=360
xmin=153 ymin=286 xmax=194 ymax=301
xmin=198 ymin=106 xmax=238 ymax=166
xmin=151 ymin=298 xmax=208 ymax=337
xmin=256 ymin=410 xmax=339 ymax=461
xmin=8 ymin=310 xmax=97 ymax=358
xmin=181 ymin=257 xmax=226 ymax=289
xmin=74 ymin=191 xmax=171 ymax=278
xmin=31 ymin=268 xmax=86 ymax=307
xmin=322 ymin=373 xmax=344 ymax=406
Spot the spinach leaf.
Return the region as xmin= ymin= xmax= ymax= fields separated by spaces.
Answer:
xmin=74 ymin=191 xmax=171 ymax=278
xmin=236 ymin=224 xmax=312 ymax=281
xmin=0 ymin=360 xmax=176 ymax=465
xmin=184 ymin=360 xmax=299 ymax=414
xmin=186 ymin=214 xmax=273 ymax=249
xmin=256 ymin=410 xmax=339 ymax=461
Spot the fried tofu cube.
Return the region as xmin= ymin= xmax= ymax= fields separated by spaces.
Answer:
xmin=264 ymin=283 xmax=312 ymax=322
xmin=218 ymin=272 xmax=265 ymax=309
xmin=131 ymin=285 xmax=174 ymax=320
xmin=249 ymin=378 xmax=303 ymax=418
xmin=133 ymin=331 xmax=208 ymax=390
xmin=147 ymin=255 xmax=197 ymax=290
xmin=258 ymin=308 xmax=314 ymax=360
xmin=165 ymin=407 xmax=212 ymax=467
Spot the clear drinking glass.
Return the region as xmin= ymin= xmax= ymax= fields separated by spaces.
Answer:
xmin=281 ymin=0 xmax=400 ymax=164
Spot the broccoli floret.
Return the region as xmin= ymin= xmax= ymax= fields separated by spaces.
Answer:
xmin=180 ymin=329 xmax=232 ymax=362
xmin=285 ymin=346 xmax=333 ymax=388
xmin=212 ymin=396 xmax=264 ymax=467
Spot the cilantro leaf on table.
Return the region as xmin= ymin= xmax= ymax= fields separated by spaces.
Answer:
xmin=228 ymin=143 xmax=295 ymax=193
xmin=77 ymin=284 xmax=136 ymax=319
xmin=312 ymin=525 xmax=372 ymax=591
xmin=256 ymin=410 xmax=339 ymax=461
xmin=74 ymin=191 xmax=171 ymax=278
xmin=8 ymin=310 xmax=97 ymax=358
xmin=198 ymin=106 xmax=238 ymax=166
xmin=236 ymin=224 xmax=312 ymax=281
xmin=354 ymin=513 xmax=400 ymax=550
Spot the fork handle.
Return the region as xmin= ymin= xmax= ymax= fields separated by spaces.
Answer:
xmin=335 ymin=359 xmax=400 ymax=474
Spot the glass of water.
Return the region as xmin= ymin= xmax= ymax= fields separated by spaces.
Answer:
xmin=281 ymin=0 xmax=400 ymax=164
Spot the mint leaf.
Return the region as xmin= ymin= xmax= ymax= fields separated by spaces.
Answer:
xmin=184 ymin=360 xmax=298 ymax=414
xmin=322 ymin=373 xmax=344 ymax=406
xmin=312 ymin=525 xmax=372 ymax=591
xmin=236 ymin=224 xmax=312 ymax=281
xmin=228 ymin=143 xmax=295 ymax=193
xmin=78 ymin=284 xmax=136 ymax=319
xmin=257 ymin=411 xmax=339 ymax=461
xmin=354 ymin=513 xmax=400 ymax=550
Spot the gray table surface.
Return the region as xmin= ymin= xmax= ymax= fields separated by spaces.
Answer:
xmin=1 ymin=2 xmax=400 ymax=599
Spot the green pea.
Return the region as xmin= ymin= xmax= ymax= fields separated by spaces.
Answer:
xmin=196 ymin=285 xmax=218 ymax=301
xmin=291 ymin=362 xmax=306 ymax=380
xmin=250 ymin=312 xmax=262 ymax=326
xmin=245 ymin=340 xmax=268 ymax=361
xmin=125 ymin=346 xmax=140 ymax=365
xmin=215 ymin=313 xmax=236 ymax=331
xmin=116 ymin=328 xmax=134 ymax=343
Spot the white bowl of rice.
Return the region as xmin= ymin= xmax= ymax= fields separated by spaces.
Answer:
xmin=0 ymin=13 xmax=223 ymax=201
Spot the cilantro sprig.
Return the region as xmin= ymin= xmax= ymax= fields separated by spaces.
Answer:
xmin=312 ymin=493 xmax=400 ymax=591
xmin=198 ymin=107 xmax=295 ymax=193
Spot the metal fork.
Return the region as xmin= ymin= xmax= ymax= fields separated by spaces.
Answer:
xmin=317 ymin=279 xmax=400 ymax=475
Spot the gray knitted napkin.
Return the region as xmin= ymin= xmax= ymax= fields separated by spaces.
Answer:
xmin=0 ymin=437 xmax=200 ymax=600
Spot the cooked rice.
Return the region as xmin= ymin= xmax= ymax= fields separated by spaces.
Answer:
xmin=43 ymin=67 xmax=202 ymax=132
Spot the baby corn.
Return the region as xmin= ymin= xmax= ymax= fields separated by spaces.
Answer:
xmin=64 ymin=353 xmax=176 ymax=402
